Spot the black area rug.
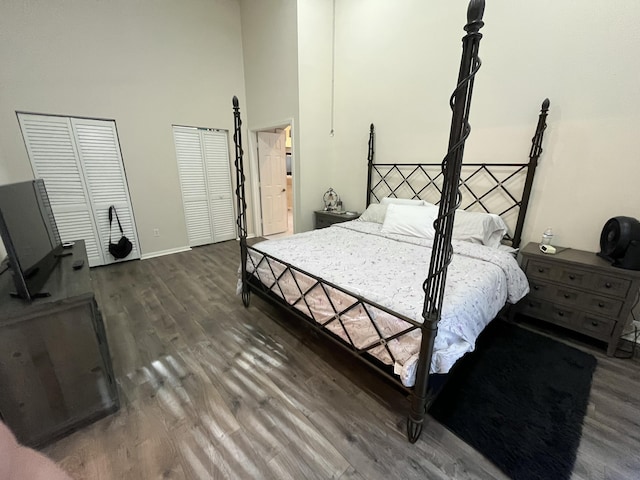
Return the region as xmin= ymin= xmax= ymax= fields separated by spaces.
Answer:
xmin=430 ymin=320 xmax=597 ymax=480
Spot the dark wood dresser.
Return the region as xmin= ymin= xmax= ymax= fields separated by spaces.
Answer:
xmin=0 ymin=240 xmax=119 ymax=446
xmin=518 ymin=242 xmax=640 ymax=355
xmin=314 ymin=210 xmax=360 ymax=229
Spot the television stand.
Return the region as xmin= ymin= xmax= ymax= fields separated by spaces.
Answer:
xmin=0 ymin=240 xmax=119 ymax=447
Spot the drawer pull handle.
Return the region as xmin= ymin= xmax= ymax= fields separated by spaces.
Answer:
xmin=564 ymin=293 xmax=570 ymax=299
xmin=598 ymin=302 xmax=604 ymax=308
xmin=557 ymin=311 xmax=565 ymax=317
xmin=569 ymin=275 xmax=576 ymax=280
xmin=605 ymin=282 xmax=612 ymax=289
xmin=591 ymin=321 xmax=599 ymax=327
xmin=538 ymin=268 xmax=544 ymax=273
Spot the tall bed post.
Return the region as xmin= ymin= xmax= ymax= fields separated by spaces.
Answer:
xmin=511 ymin=98 xmax=551 ymax=248
xmin=366 ymin=123 xmax=375 ymax=207
xmin=232 ymin=96 xmax=250 ymax=307
xmin=407 ymin=0 xmax=486 ymax=443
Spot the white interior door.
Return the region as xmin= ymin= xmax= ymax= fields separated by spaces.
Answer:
xmin=71 ymin=118 xmax=141 ymax=265
xmin=174 ymin=126 xmax=214 ymax=247
xmin=202 ymin=130 xmax=236 ymax=243
xmin=174 ymin=126 xmax=236 ymax=247
xmin=18 ymin=114 xmax=105 ymax=266
xmin=18 ymin=113 xmax=140 ymax=266
xmin=257 ymin=131 xmax=287 ymax=236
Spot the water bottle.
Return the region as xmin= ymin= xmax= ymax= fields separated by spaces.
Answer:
xmin=541 ymin=227 xmax=553 ymax=246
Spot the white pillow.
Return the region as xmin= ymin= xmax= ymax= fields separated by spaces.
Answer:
xmin=357 ymin=203 xmax=388 ymax=224
xmin=453 ymin=210 xmax=508 ymax=249
xmin=381 ymin=204 xmax=440 ymax=238
xmin=380 ymin=196 xmax=427 ymax=207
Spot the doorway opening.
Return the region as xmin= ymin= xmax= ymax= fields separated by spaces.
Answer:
xmin=252 ymin=123 xmax=294 ymax=240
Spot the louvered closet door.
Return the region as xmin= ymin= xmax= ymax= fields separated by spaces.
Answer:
xmin=174 ymin=127 xmax=214 ymax=246
xmin=18 ymin=114 xmax=105 ymax=266
xmin=202 ymin=130 xmax=236 ymax=243
xmin=71 ymin=118 xmax=140 ymax=264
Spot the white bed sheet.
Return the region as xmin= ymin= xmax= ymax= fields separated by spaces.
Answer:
xmin=243 ymin=221 xmax=529 ymax=387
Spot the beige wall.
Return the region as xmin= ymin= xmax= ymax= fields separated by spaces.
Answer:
xmin=0 ymin=0 xmax=246 ymax=256
xmin=329 ymin=0 xmax=640 ymax=252
xmin=239 ymin=0 xmax=299 ymax=234
xmin=296 ymin=0 xmax=335 ymax=232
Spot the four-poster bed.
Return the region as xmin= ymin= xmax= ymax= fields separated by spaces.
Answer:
xmin=231 ymin=0 xmax=551 ymax=443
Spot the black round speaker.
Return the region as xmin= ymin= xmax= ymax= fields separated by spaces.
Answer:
xmin=599 ymin=216 xmax=640 ymax=259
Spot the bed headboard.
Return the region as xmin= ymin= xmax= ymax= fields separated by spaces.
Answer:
xmin=365 ymin=99 xmax=550 ymax=248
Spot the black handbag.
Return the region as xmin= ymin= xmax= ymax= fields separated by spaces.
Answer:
xmin=108 ymin=206 xmax=133 ymax=259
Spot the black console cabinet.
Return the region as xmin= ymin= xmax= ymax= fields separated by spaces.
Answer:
xmin=0 ymin=240 xmax=119 ymax=446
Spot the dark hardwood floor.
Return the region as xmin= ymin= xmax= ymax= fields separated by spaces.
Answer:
xmin=42 ymin=240 xmax=640 ymax=479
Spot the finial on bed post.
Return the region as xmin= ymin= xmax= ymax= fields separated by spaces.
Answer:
xmin=407 ymin=0 xmax=486 ymax=444
xmin=465 ymin=0 xmax=485 ymax=32
xmin=512 ymin=98 xmax=551 ymax=249
xmin=366 ymin=123 xmax=376 ymax=207
xmin=232 ymin=96 xmax=251 ymax=307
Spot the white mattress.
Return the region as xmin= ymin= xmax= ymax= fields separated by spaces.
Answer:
xmin=243 ymin=221 xmax=529 ymax=387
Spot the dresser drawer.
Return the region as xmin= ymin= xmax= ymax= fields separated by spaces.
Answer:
xmin=315 ymin=216 xmax=332 ymax=229
xmin=520 ymin=296 xmax=549 ymax=318
xmin=525 ymin=260 xmax=556 ymax=281
xmin=576 ymin=312 xmax=616 ymax=341
xmin=527 ymin=278 xmax=623 ymax=319
xmin=589 ymin=273 xmax=631 ymax=299
xmin=527 ymin=280 xmax=555 ymax=301
xmin=520 ymin=297 xmax=577 ymax=329
xmin=581 ymin=294 xmax=623 ymax=317
xmin=526 ymin=260 xmax=590 ymax=289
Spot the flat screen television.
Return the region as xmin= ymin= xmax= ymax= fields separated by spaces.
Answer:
xmin=0 ymin=179 xmax=62 ymax=301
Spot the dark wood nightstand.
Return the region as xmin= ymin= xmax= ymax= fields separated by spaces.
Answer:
xmin=314 ymin=210 xmax=360 ymax=229
xmin=518 ymin=242 xmax=640 ymax=356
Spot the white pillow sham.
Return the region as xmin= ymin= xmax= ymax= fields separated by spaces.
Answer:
xmin=452 ymin=209 xmax=508 ymax=249
xmin=380 ymin=196 xmax=427 ymax=207
xmin=380 ymin=203 xmax=440 ymax=238
xmin=357 ymin=203 xmax=388 ymax=224
xmin=362 ymin=200 xmax=509 ymax=248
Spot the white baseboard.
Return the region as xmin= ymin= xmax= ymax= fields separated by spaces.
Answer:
xmin=140 ymin=246 xmax=191 ymax=260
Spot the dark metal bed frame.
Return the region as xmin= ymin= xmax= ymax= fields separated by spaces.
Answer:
xmin=231 ymin=0 xmax=550 ymax=443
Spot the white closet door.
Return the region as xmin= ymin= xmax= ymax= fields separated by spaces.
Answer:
xmin=174 ymin=126 xmax=214 ymax=246
xmin=71 ymin=118 xmax=140 ymax=264
xmin=202 ymin=130 xmax=236 ymax=243
xmin=18 ymin=114 xmax=105 ymax=266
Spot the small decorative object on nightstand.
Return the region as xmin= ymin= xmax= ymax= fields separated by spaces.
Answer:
xmin=314 ymin=210 xmax=360 ymax=229
xmin=518 ymin=242 xmax=640 ymax=356
xmin=322 ymin=187 xmax=340 ymax=211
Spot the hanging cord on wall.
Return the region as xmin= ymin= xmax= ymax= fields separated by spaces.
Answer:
xmin=615 ymin=294 xmax=639 ymax=359
xmin=329 ymin=0 xmax=336 ymax=137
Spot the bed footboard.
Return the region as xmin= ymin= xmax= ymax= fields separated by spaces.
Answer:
xmin=244 ymin=245 xmax=423 ymax=390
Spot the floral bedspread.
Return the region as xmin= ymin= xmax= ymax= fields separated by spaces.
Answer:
xmin=244 ymin=220 xmax=529 ymax=386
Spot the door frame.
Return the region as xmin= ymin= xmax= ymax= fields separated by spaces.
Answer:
xmin=248 ymin=118 xmax=296 ymax=238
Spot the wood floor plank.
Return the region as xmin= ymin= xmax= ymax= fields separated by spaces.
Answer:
xmin=34 ymin=240 xmax=640 ymax=480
